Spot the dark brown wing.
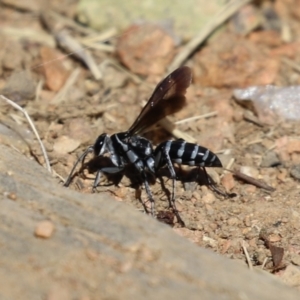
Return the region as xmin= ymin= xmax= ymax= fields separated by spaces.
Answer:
xmin=128 ymin=66 xmax=192 ymax=135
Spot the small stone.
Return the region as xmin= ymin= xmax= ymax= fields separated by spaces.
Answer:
xmin=192 ymin=191 xmax=201 ymax=201
xmin=291 ymin=254 xmax=300 ymax=266
xmin=53 ymin=136 xmax=81 ymax=154
xmin=221 ymin=173 xmax=235 ymax=192
xmin=40 ymin=46 xmax=69 ymax=92
xmin=280 ymin=265 xmax=300 ymax=287
xmin=242 ymin=227 xmax=251 ymax=235
xmin=290 ymin=165 xmax=300 ymax=180
xmin=117 ymin=23 xmax=175 ymax=76
xmin=202 ymin=191 xmax=216 ymax=204
xmin=203 ymin=235 xmax=217 ymax=247
xmin=256 ymin=250 xmax=267 ymax=265
xmin=277 ymin=169 xmax=288 ymax=182
xmin=244 ymin=184 xmax=257 ymax=194
xmin=261 ymin=151 xmax=281 ymax=167
xmin=7 ymin=192 xmax=17 ymax=201
xmin=287 ymin=139 xmax=300 ymax=154
xmin=268 ymin=233 xmax=281 ymax=242
xmin=244 ymin=215 xmax=251 ymax=227
xmin=240 ymin=166 xmax=259 ymax=178
xmin=227 ymin=217 xmax=239 ymax=226
xmin=35 ymin=220 xmax=55 ymax=238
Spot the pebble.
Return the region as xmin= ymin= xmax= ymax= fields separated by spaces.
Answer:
xmin=244 ymin=184 xmax=257 ymax=194
xmin=35 ymin=220 xmax=55 ymax=238
xmin=290 ymin=164 xmax=300 ymax=180
xmin=202 ymin=191 xmax=216 ymax=204
xmin=291 ymin=254 xmax=300 ymax=266
xmin=240 ymin=166 xmax=259 ymax=178
xmin=7 ymin=192 xmax=17 ymax=201
xmin=221 ymin=173 xmax=235 ymax=192
xmin=227 ymin=217 xmax=240 ymax=226
xmin=192 ymin=191 xmax=201 ymax=201
xmin=53 ymin=136 xmax=81 ymax=154
xmin=244 ymin=215 xmax=251 ymax=227
xmin=203 ymin=235 xmax=217 ymax=247
xmin=280 ymin=265 xmax=300 ymax=287
xmin=268 ymin=233 xmax=281 ymax=242
xmin=261 ymin=151 xmax=281 ymax=167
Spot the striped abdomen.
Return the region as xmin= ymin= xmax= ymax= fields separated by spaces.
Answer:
xmin=154 ymin=140 xmax=222 ymax=168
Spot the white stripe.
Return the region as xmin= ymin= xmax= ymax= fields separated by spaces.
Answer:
xmin=202 ymin=149 xmax=210 ymax=162
xmin=177 ymin=141 xmax=186 ymax=158
xmin=190 ymin=145 xmax=198 ymax=160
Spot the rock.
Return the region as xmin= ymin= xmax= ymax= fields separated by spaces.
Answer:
xmin=53 ymin=136 xmax=81 ymax=154
xmin=290 ymin=165 xmax=300 ymax=180
xmin=240 ymin=166 xmax=259 ymax=179
xmin=117 ymin=23 xmax=175 ymax=76
xmin=291 ymin=254 xmax=300 ymax=266
xmin=0 ymin=143 xmax=299 ymax=299
xmin=40 ymin=46 xmax=70 ymax=92
xmin=280 ymin=265 xmax=300 ymax=288
xmin=221 ymin=173 xmax=235 ymax=192
xmin=261 ymin=151 xmax=281 ymax=167
xmin=35 ymin=220 xmax=55 ymax=238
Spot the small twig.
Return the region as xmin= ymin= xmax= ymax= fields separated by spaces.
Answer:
xmin=80 ymin=27 xmax=118 ymax=43
xmin=79 ymin=28 xmax=117 ymax=53
xmin=242 ymin=240 xmax=253 ymax=270
xmin=99 ymin=59 xmax=142 ymax=84
xmin=56 ymin=30 xmax=102 ymax=80
xmin=261 ymin=257 xmax=269 ymax=270
xmin=231 ymin=169 xmax=275 ymax=192
xmin=0 ymin=26 xmax=55 ymax=47
xmin=0 ymin=95 xmax=51 ymax=173
xmin=225 ymin=157 xmax=235 ymax=171
xmin=168 ymin=0 xmax=251 ymax=72
xmin=243 ymin=111 xmax=263 ymax=127
xmin=35 ymin=79 xmax=44 ymax=102
xmin=79 ymin=42 xmax=115 ymax=53
xmin=247 ymin=139 xmax=263 ymax=146
xmin=175 ymin=111 xmax=217 ymax=125
xmin=159 ymin=118 xmax=196 ymax=143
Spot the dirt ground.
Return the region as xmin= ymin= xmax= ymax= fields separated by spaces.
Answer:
xmin=1 ymin=0 xmax=300 ymax=290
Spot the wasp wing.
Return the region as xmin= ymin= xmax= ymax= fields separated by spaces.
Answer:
xmin=128 ymin=66 xmax=192 ymax=135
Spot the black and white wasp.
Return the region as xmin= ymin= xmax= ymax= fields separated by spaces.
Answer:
xmin=64 ymin=66 xmax=222 ymax=219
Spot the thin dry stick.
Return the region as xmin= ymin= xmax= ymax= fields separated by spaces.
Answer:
xmin=225 ymin=157 xmax=235 ymax=171
xmin=168 ymin=0 xmax=252 ymax=72
xmin=99 ymin=58 xmax=143 ymax=84
xmin=79 ymin=27 xmax=117 ymax=44
xmin=261 ymin=257 xmax=269 ymax=270
xmin=79 ymin=43 xmax=115 ymax=53
xmin=56 ymin=30 xmax=102 ymax=80
xmin=35 ymin=79 xmax=44 ymax=102
xmin=242 ymin=240 xmax=253 ymax=270
xmin=0 ymin=95 xmax=51 ymax=173
xmin=159 ymin=118 xmax=196 ymax=143
xmin=232 ymin=169 xmax=275 ymax=192
xmin=79 ymin=28 xmax=117 ymax=53
xmin=175 ymin=111 xmax=217 ymax=125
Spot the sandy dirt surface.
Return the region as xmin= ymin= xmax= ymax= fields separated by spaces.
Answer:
xmin=1 ymin=0 xmax=300 ymax=293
